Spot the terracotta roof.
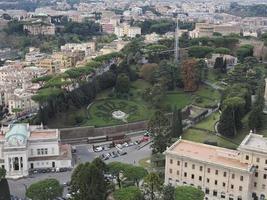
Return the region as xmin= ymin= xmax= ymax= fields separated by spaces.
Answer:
xmin=167 ymin=139 xmax=250 ymax=171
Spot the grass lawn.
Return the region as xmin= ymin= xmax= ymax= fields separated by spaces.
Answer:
xmin=182 ymin=128 xmax=238 ymax=149
xmin=192 ymin=85 xmax=220 ymax=108
xmin=195 ymin=112 xmax=220 ymax=131
xmin=162 ymin=91 xmax=192 ymax=109
xmin=86 ymin=99 xmax=153 ymax=127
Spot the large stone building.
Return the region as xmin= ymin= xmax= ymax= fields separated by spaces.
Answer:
xmin=164 ymin=132 xmax=267 ymax=200
xmin=0 ymin=124 xmax=72 ymax=179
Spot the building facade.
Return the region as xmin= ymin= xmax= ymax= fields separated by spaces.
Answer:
xmin=164 ymin=133 xmax=267 ymax=200
xmin=0 ymin=124 xmax=72 ymax=179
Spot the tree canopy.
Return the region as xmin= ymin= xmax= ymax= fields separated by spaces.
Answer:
xmin=26 ymin=179 xmax=63 ymax=200
xmin=175 ymin=186 xmax=205 ymax=200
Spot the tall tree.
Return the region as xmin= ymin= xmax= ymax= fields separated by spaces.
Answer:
xmin=26 ymin=179 xmax=63 ymax=200
xmin=0 ymin=168 xmax=10 ymax=200
xmin=143 ymin=173 xmax=163 ymax=200
xmin=70 ymin=161 xmax=107 ymax=200
xmin=181 ymin=59 xmax=199 ymax=92
xmin=147 ymin=110 xmax=171 ymax=153
xmin=171 ymin=107 xmax=183 ymax=138
xmin=115 ymin=74 xmax=130 ymax=94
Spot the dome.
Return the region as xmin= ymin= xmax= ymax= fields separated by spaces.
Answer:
xmin=5 ymin=124 xmax=29 ymax=146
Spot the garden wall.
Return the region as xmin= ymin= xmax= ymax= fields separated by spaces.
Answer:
xmin=60 ymin=121 xmax=148 ymax=144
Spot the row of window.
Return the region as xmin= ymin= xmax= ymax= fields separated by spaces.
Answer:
xmin=205 ymin=189 xmax=242 ymax=200
xmin=245 ymin=155 xmax=267 ymax=164
xmin=169 ymin=161 xmax=245 ymax=181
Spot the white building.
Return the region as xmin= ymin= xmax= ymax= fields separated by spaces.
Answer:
xmin=164 ymin=132 xmax=267 ymax=200
xmin=114 ymin=24 xmax=141 ymax=38
xmin=0 ymin=124 xmax=72 ymax=179
xmin=61 ymin=42 xmax=96 ymax=56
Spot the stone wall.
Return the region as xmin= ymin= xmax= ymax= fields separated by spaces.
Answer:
xmin=60 ymin=121 xmax=147 ymax=143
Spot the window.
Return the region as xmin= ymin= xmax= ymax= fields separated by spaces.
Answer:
xmin=184 ymin=172 xmax=187 ymax=177
xmin=246 ymin=155 xmax=249 ymax=160
xmin=222 ymin=182 xmax=226 ymax=187
xmin=265 ymin=159 xmax=267 ymax=164
xmin=192 ymin=164 xmax=195 ymax=169
xmin=169 ymin=169 xmax=172 ymax=174
xmin=207 ymin=168 xmax=210 ymax=173
xmin=231 ymin=184 xmax=234 ymax=189
xmin=207 ymin=178 xmax=210 ymax=183
xmin=44 ymin=148 xmax=48 ymax=155
xmin=177 ymin=161 xmax=180 ymax=166
xmin=200 ymin=166 xmax=203 ymax=171
xmin=191 ymin=174 xmax=194 ymax=179
xmin=199 ymin=176 xmax=202 ymax=181
xmin=255 ymin=172 xmax=258 ymax=177
xmin=231 ymin=174 xmax=235 ymax=179
xmin=41 ymin=148 xmax=44 ymax=155
xmin=177 ymin=170 xmax=179 ymax=175
xmin=254 ymin=182 xmax=257 ymax=187
xmin=221 ymin=193 xmax=225 ymax=199
xmin=215 ymin=180 xmax=218 ymax=185
xmin=205 ymin=188 xmax=210 ymax=194
xmin=168 ymin=178 xmax=172 ymax=181
xmin=223 ymin=172 xmax=227 ymax=177
xmin=215 ymin=170 xmax=218 ymax=175
xmin=185 ymin=162 xmax=187 ymax=167
xmin=264 ymin=174 xmax=267 ymax=179
xmin=239 ymin=186 xmax=242 ymax=191
xmin=213 ymin=190 xmax=217 ymax=197
xmin=37 ymin=149 xmax=41 ymax=155
xmin=170 ymin=159 xmax=173 ymax=164
xmin=256 ymin=158 xmax=260 ymax=163
xmin=237 ymin=197 xmax=242 ymax=200
xmin=240 ymin=176 xmax=243 ymax=181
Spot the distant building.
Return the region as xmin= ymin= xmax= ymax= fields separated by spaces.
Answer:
xmin=0 ymin=124 xmax=72 ymax=179
xmin=164 ymin=132 xmax=267 ymax=200
xmin=114 ymin=24 xmax=141 ymax=38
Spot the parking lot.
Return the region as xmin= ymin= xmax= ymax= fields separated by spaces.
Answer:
xmin=8 ymin=136 xmax=152 ymax=199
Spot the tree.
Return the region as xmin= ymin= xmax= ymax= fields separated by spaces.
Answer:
xmin=143 ymin=84 xmax=165 ymax=108
xmin=175 ymin=186 xmax=204 ymax=200
xmin=124 ymin=165 xmax=148 ymax=187
xmin=26 ymin=179 xmax=63 ymax=200
xmin=147 ymin=110 xmax=171 ymax=153
xmin=0 ymin=168 xmax=10 ymax=200
xmin=181 ymin=59 xmax=199 ymax=92
xmin=115 ymin=74 xmax=130 ymax=94
xmin=163 ymin=184 xmax=175 ymax=200
xmin=70 ymin=161 xmax=107 ymax=200
xmin=113 ymin=186 xmax=143 ymax=200
xmin=188 ymin=46 xmax=213 ymax=58
xmin=143 ymin=173 xmax=163 ymax=200
xmin=171 ymin=107 xmax=183 ymax=138
xmin=140 ymin=63 xmax=159 ymax=83
xmin=213 ymin=47 xmax=231 ymax=55
xmin=236 ymin=45 xmax=254 ymax=62
xmin=218 ymin=97 xmax=245 ymax=137
xmin=248 ymin=106 xmax=262 ymax=131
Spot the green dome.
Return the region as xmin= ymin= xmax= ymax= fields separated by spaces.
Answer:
xmin=5 ymin=124 xmax=29 ymax=146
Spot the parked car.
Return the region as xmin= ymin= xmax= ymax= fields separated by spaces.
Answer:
xmin=122 ymin=142 xmax=129 ymax=147
xmin=94 ymin=146 xmax=103 ymax=152
xmin=116 ymin=144 xmax=122 ymax=149
xmin=104 ymin=146 xmax=110 ymax=151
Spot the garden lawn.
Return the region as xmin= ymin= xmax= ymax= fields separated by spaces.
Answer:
xmin=86 ymin=99 xmax=152 ymax=127
xmin=163 ymin=91 xmax=192 ymax=109
xmin=182 ymin=128 xmax=238 ymax=149
xmin=192 ymin=85 xmax=220 ymax=108
xmin=194 ymin=112 xmax=220 ymax=131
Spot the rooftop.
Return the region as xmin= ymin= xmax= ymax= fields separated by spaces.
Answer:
xmin=238 ymin=133 xmax=267 ymax=154
xmin=166 ymin=139 xmax=250 ymax=171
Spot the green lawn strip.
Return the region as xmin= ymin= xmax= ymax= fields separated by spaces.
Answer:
xmin=194 ymin=112 xmax=220 ymax=131
xmin=182 ymin=128 xmax=238 ymax=149
xmin=162 ymin=91 xmax=192 ymax=109
xmin=138 ymin=157 xmax=152 ymax=170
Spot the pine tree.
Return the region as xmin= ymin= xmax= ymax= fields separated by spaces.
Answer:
xmin=171 ymin=107 xmax=183 ymax=138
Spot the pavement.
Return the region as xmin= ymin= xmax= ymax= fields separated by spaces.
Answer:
xmin=8 ymin=136 xmax=152 ymax=199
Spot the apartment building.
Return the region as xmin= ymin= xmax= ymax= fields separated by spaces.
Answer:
xmin=114 ymin=24 xmax=141 ymax=38
xmin=164 ymin=132 xmax=267 ymax=200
